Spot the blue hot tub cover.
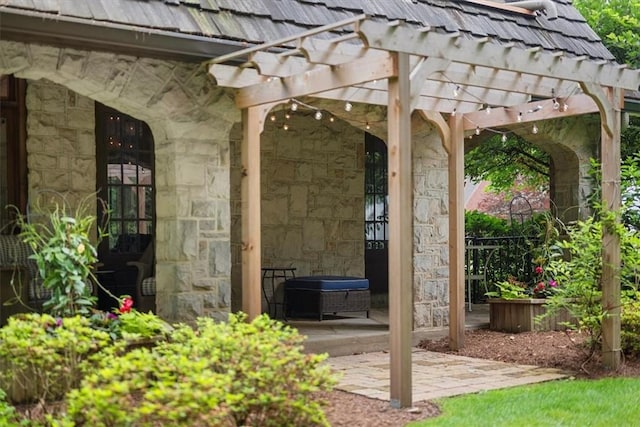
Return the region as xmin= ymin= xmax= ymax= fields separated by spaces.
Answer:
xmin=284 ymin=276 xmax=369 ymax=291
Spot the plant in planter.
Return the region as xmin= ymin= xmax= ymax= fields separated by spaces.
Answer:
xmin=13 ymin=193 xmax=108 ymax=317
xmin=485 ymin=213 xmax=569 ymax=332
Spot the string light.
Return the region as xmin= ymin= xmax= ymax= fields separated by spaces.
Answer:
xmin=314 ymin=111 xmax=323 ymax=120
xmin=366 ymin=122 xmax=371 ymax=130
xmin=562 ymin=103 xmax=569 ymax=112
xmin=285 ymin=112 xmax=291 ymax=120
xmin=501 ymin=133 xmax=508 ymax=143
xmin=345 ymin=101 xmax=353 ymax=112
xmin=553 ymin=99 xmax=560 ymax=110
xmin=475 ymin=126 xmax=480 ymax=135
xmin=329 ymin=116 xmax=335 ymax=122
xmin=270 ymin=114 xmax=276 ymax=122
xmin=283 ymin=123 xmax=289 ymax=130
xmin=517 ymin=112 xmax=523 ymax=122
xmin=532 ymin=123 xmax=539 ymax=134
xmin=290 ymin=100 xmax=298 ymax=111
xmin=451 ymin=108 xmax=457 ymax=117
xmin=453 ymin=85 xmax=460 ymax=98
xmin=485 ymin=105 xmax=492 ymax=115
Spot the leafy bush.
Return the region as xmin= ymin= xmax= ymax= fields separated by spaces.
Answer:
xmin=621 ymin=292 xmax=640 ymax=355
xmin=64 ymin=313 xmax=336 ymax=426
xmin=465 ymin=210 xmax=510 ymax=237
xmin=14 ymin=194 xmax=107 ymax=317
xmin=0 ymin=313 xmax=112 ymax=404
xmin=545 ymin=212 xmax=640 ymax=351
xmin=0 ymin=389 xmax=22 ymax=426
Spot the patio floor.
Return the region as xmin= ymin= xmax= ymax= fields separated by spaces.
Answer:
xmin=286 ymin=304 xmax=573 ymax=402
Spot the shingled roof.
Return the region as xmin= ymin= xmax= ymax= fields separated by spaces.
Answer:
xmin=0 ymin=0 xmax=617 ymax=64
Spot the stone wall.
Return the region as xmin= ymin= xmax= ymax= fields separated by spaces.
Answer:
xmin=25 ymin=79 xmax=96 ymax=216
xmin=230 ymin=113 xmax=365 ymax=312
xmin=1 ymin=40 xmax=238 ymax=322
xmin=412 ymin=123 xmax=450 ymax=328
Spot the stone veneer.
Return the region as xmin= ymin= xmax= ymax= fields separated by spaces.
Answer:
xmin=230 ymin=113 xmax=365 ymax=312
xmin=1 ymin=40 xmax=237 ymax=322
xmin=1 ymin=39 xmax=598 ymax=328
xmin=25 ymin=80 xmax=96 ymax=217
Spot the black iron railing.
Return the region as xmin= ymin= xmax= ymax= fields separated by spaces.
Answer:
xmin=465 ymin=235 xmax=540 ymax=303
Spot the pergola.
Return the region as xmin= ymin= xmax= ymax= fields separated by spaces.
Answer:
xmin=208 ymin=13 xmax=640 ymax=407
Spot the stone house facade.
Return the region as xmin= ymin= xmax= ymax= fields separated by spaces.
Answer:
xmin=0 ymin=1 xmax=624 ymax=327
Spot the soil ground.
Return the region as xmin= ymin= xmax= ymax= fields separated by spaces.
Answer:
xmin=322 ymin=329 xmax=640 ymax=426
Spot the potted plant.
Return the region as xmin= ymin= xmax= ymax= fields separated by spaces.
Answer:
xmin=12 ymin=192 xmax=107 ymax=317
xmin=485 ymin=212 xmax=575 ymax=332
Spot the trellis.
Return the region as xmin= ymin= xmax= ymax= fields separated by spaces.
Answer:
xmin=208 ymin=14 xmax=640 ymax=407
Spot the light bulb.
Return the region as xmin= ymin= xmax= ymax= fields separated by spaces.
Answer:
xmin=329 ymin=116 xmax=335 ymax=122
xmin=502 ymin=133 xmax=508 ymax=143
xmin=562 ymin=103 xmax=569 ymax=112
xmin=283 ymin=123 xmax=289 ymax=130
xmin=285 ymin=113 xmax=291 ymax=120
xmin=451 ymin=108 xmax=457 ymax=117
xmin=345 ymin=102 xmax=353 ymax=112
xmin=475 ymin=126 xmax=480 ymax=135
xmin=270 ymin=114 xmax=276 ymax=122
xmin=553 ymin=99 xmax=560 ymax=110
xmin=366 ymin=122 xmax=371 ymax=130
xmin=532 ymin=124 xmax=538 ymax=134
xmin=517 ymin=112 xmax=523 ymax=123
xmin=314 ymin=111 xmax=323 ymax=120
xmin=453 ymin=85 xmax=460 ymax=98
xmin=290 ymin=101 xmax=298 ymax=112
xmin=486 ymin=105 xmax=492 ymax=115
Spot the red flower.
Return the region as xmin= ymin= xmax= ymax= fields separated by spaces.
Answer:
xmin=534 ymin=266 xmax=544 ymax=275
xmin=119 ymin=297 xmax=134 ymax=314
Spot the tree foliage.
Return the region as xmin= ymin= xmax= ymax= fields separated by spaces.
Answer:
xmin=465 ymin=1 xmax=640 ymax=192
xmin=573 ymin=0 xmax=640 ymax=68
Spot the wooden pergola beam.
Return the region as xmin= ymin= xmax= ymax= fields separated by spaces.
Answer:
xmin=359 ymin=20 xmax=640 ymax=91
xmin=463 ymin=95 xmax=600 ymax=130
xmin=235 ymin=52 xmax=395 ymax=108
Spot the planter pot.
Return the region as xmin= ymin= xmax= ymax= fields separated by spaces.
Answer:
xmin=488 ymin=298 xmax=575 ymax=333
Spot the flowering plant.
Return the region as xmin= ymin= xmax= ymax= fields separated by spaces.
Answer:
xmin=89 ymin=296 xmax=169 ymax=340
xmin=487 ymin=261 xmax=559 ymax=299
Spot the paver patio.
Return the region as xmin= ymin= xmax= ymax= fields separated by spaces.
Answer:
xmin=329 ymin=348 xmax=572 ymax=402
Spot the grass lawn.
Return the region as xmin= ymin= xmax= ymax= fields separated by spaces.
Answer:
xmin=410 ymin=378 xmax=640 ymax=426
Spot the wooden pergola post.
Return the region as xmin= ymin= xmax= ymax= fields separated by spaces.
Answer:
xmin=600 ymin=86 xmax=623 ymax=369
xmin=241 ymin=106 xmax=266 ymax=320
xmin=448 ymin=114 xmax=465 ymax=350
xmin=387 ymin=51 xmax=413 ymax=408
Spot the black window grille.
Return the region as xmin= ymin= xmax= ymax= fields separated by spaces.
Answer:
xmin=365 ymin=133 xmax=388 ymax=250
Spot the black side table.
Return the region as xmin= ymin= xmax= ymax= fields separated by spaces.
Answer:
xmin=261 ymin=267 xmax=296 ymax=319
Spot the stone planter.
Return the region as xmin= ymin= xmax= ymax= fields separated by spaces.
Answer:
xmin=488 ymin=298 xmax=575 ymax=333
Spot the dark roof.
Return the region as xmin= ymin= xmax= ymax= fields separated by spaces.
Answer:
xmin=0 ymin=0 xmax=617 ymax=63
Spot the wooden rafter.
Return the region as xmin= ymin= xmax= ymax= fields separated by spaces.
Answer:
xmin=358 ymin=20 xmax=640 ymax=91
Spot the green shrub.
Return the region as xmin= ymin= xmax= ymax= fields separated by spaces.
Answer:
xmin=64 ymin=313 xmax=336 ymax=426
xmin=621 ymin=292 xmax=640 ymax=355
xmin=465 ymin=210 xmax=510 ymax=237
xmin=14 ymin=194 xmax=107 ymax=317
xmin=545 ymin=212 xmax=640 ymax=352
xmin=0 ymin=389 xmax=22 ymax=426
xmin=0 ymin=313 xmax=112 ymax=404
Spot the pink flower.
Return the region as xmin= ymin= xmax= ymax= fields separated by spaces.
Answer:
xmin=119 ymin=297 xmax=134 ymax=314
xmin=534 ymin=266 xmax=544 ymax=275
xmin=549 ymin=279 xmax=558 ymax=288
